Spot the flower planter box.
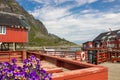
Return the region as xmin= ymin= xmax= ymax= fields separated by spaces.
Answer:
xmin=27 ymin=51 xmax=108 ymax=80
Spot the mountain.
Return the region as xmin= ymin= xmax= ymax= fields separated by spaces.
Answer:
xmin=0 ymin=0 xmax=76 ymax=46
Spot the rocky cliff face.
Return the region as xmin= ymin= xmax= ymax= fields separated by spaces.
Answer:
xmin=0 ymin=0 xmax=75 ymax=46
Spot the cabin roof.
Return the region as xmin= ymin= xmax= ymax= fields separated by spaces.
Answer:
xmin=0 ymin=12 xmax=29 ymax=29
xmin=93 ymin=29 xmax=120 ymax=41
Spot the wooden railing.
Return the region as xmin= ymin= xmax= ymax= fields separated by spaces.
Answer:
xmin=0 ymin=51 xmax=26 ymax=62
xmin=26 ymin=51 xmax=108 ymax=80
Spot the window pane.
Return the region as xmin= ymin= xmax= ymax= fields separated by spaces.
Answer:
xmin=3 ymin=26 xmax=6 ymax=34
xmin=0 ymin=26 xmax=2 ymax=33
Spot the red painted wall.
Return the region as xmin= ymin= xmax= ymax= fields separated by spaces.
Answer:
xmin=0 ymin=26 xmax=28 ymax=43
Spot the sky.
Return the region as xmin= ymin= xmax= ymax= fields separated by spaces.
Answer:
xmin=16 ymin=0 xmax=120 ymax=44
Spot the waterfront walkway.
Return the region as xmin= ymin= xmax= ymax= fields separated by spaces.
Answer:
xmin=100 ymin=62 xmax=120 ymax=80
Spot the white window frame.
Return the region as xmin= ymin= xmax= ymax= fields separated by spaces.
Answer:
xmin=106 ymin=32 xmax=111 ymax=35
xmin=0 ymin=26 xmax=6 ymax=34
xmin=117 ymin=31 xmax=120 ymax=33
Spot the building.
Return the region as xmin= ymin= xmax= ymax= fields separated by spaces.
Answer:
xmin=83 ymin=29 xmax=120 ymax=64
xmin=93 ymin=29 xmax=120 ymax=49
xmin=0 ymin=12 xmax=29 ymax=50
xmin=82 ymin=41 xmax=93 ymax=50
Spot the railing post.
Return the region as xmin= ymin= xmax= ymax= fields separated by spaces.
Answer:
xmin=64 ymin=51 xmax=66 ymax=57
xmin=22 ymin=51 xmax=26 ymax=61
xmin=54 ymin=51 xmax=56 ymax=56
xmin=9 ymin=51 xmax=11 ymax=63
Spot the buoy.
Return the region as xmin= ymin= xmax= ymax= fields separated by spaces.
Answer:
xmin=81 ymin=52 xmax=86 ymax=61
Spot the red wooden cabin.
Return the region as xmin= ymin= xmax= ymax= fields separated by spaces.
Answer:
xmin=82 ymin=41 xmax=93 ymax=50
xmin=0 ymin=12 xmax=29 ymax=50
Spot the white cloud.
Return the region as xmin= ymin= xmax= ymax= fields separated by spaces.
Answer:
xmin=30 ymin=0 xmax=50 ymax=3
xmin=81 ymin=9 xmax=99 ymax=14
xmin=31 ymin=0 xmax=97 ymax=6
xmin=30 ymin=0 xmax=72 ymax=6
xmin=29 ymin=0 xmax=120 ymax=44
xmin=102 ymin=13 xmax=119 ymax=19
xmin=76 ymin=0 xmax=97 ymax=5
xmin=54 ymin=0 xmax=72 ymax=4
xmin=30 ymin=7 xmax=70 ymax=21
xmin=103 ymin=0 xmax=115 ymax=3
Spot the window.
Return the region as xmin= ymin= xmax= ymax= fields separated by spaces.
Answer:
xmin=102 ymin=36 xmax=106 ymax=40
xmin=0 ymin=26 xmax=6 ymax=34
xmin=106 ymin=32 xmax=111 ymax=35
xmin=117 ymin=31 xmax=120 ymax=33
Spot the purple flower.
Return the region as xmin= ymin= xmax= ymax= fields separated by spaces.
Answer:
xmin=44 ymin=73 xmax=52 ymax=80
xmin=7 ymin=70 xmax=13 ymax=77
xmin=30 ymin=55 xmax=36 ymax=60
xmin=3 ymin=62 xmax=10 ymax=67
xmin=30 ymin=55 xmax=37 ymax=64
xmin=0 ymin=75 xmax=6 ymax=80
xmin=36 ymin=58 xmax=40 ymax=63
xmin=23 ymin=59 xmax=29 ymax=64
xmin=23 ymin=66 xmax=29 ymax=73
xmin=30 ymin=70 xmax=37 ymax=76
xmin=23 ymin=59 xmax=32 ymax=67
xmin=0 ymin=55 xmax=52 ymax=80
xmin=13 ymin=67 xmax=20 ymax=74
xmin=19 ymin=72 xmax=26 ymax=80
xmin=14 ymin=72 xmax=26 ymax=79
xmin=2 ymin=68 xmax=8 ymax=75
xmin=30 ymin=74 xmax=40 ymax=80
xmin=14 ymin=73 xmax=20 ymax=79
xmin=40 ymin=68 xmax=47 ymax=74
xmin=36 ymin=64 xmax=40 ymax=69
xmin=12 ymin=58 xmax=17 ymax=64
xmin=11 ymin=64 xmax=17 ymax=71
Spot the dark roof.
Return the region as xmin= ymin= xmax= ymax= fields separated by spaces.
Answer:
xmin=83 ymin=41 xmax=93 ymax=44
xmin=93 ymin=29 xmax=120 ymax=41
xmin=0 ymin=12 xmax=29 ymax=29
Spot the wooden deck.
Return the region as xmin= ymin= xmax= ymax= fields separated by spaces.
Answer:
xmin=0 ymin=51 xmax=108 ymax=80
